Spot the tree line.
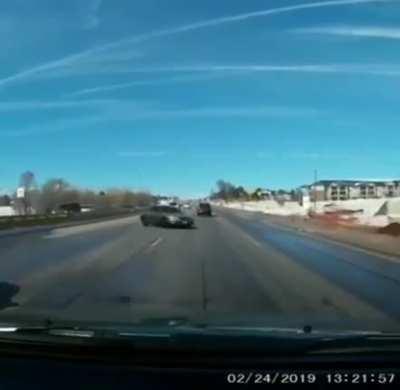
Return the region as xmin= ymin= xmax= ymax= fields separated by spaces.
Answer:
xmin=210 ymin=180 xmax=297 ymax=202
xmin=6 ymin=171 xmax=153 ymax=215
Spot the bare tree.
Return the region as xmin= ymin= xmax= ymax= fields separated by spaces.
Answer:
xmin=18 ymin=171 xmax=37 ymax=215
xmin=39 ymin=178 xmax=74 ymax=213
xmin=99 ymin=188 xmax=153 ymax=208
xmin=0 ymin=195 xmax=11 ymax=206
xmin=27 ymin=177 xmax=155 ymax=215
xmin=134 ymin=192 xmax=153 ymax=207
xmin=211 ymin=180 xmax=242 ymax=201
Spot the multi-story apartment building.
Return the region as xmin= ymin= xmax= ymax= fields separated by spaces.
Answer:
xmin=305 ymin=180 xmax=400 ymax=202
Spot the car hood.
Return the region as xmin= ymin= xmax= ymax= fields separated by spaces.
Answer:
xmin=1 ymin=302 xmax=398 ymax=335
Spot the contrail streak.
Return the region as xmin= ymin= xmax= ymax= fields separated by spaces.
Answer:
xmin=69 ymin=63 xmax=400 ymax=96
xmin=0 ymin=0 xmax=392 ymax=88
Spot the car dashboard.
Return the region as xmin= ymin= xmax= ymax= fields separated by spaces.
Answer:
xmin=1 ymin=340 xmax=400 ymax=389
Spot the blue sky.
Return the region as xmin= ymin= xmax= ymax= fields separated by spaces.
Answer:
xmin=1 ymin=0 xmax=400 ymax=197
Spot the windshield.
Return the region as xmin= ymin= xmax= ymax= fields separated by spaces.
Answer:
xmin=1 ymin=0 xmax=400 ymax=347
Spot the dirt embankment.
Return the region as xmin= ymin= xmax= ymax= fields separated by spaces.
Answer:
xmin=263 ymin=214 xmax=400 ymax=259
xmin=378 ymin=223 xmax=400 ymax=237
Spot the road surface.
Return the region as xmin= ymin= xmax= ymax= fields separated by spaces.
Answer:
xmin=1 ymin=207 xmax=400 ymax=332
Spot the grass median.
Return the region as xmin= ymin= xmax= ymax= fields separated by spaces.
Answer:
xmin=0 ymin=215 xmax=70 ymax=230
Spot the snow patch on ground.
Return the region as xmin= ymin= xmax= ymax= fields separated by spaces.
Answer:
xmin=220 ymin=200 xmax=307 ymax=216
xmin=0 ymin=206 xmax=16 ymax=217
xmin=215 ymin=197 xmax=400 ymax=227
xmin=314 ymin=199 xmax=387 ymax=217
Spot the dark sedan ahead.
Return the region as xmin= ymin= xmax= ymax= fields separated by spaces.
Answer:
xmin=196 ymin=202 xmax=212 ymax=216
xmin=140 ymin=206 xmax=195 ymax=228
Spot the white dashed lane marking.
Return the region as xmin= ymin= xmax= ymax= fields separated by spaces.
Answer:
xmin=144 ymin=237 xmax=164 ymax=253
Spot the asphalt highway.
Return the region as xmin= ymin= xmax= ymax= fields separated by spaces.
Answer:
xmin=1 ymin=207 xmax=400 ymax=332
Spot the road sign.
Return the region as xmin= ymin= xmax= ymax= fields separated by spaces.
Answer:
xmin=16 ymin=187 xmax=25 ymax=199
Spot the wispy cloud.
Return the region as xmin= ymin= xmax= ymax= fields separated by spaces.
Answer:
xmin=0 ymin=99 xmax=121 ymax=111
xmin=256 ymin=152 xmax=278 ymax=159
xmin=117 ymin=151 xmax=167 ymax=158
xmin=29 ymin=58 xmax=144 ymax=81
xmin=286 ymin=152 xmax=355 ymax=160
xmin=86 ymin=48 xmax=144 ymax=63
xmin=68 ymin=63 xmax=400 ymax=96
xmin=108 ymin=64 xmax=400 ymax=76
xmin=0 ymin=116 xmax=103 ymax=137
xmin=103 ymin=0 xmax=389 ymax=47
xmin=82 ymin=0 xmax=102 ymax=30
xmin=0 ymin=52 xmax=98 ymax=88
xmin=294 ymin=26 xmax=400 ymax=40
xmin=145 ymin=106 xmax=319 ymax=119
xmin=37 ymin=61 xmax=400 ymax=86
xmin=0 ymin=0 xmax=390 ymax=88
xmin=257 ymin=151 xmax=358 ymax=160
xmin=67 ymin=71 xmax=246 ymax=97
xmin=95 ymin=104 xmax=319 ymax=121
xmin=1 ymin=104 xmax=318 ymax=137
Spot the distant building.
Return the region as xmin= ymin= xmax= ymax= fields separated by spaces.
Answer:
xmin=275 ymin=190 xmax=293 ymax=202
xmin=244 ymin=188 xmax=273 ymax=200
xmin=81 ymin=204 xmax=95 ymax=213
xmin=302 ymin=179 xmax=400 ymax=202
xmin=253 ymin=188 xmax=273 ymax=200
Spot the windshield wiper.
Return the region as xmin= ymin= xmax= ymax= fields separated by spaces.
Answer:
xmin=305 ymin=333 xmax=400 ymax=355
xmin=0 ymin=320 xmax=176 ymax=344
xmin=0 ymin=325 xmax=95 ymax=338
xmin=2 ymin=322 xmax=400 ymax=355
xmin=195 ymin=325 xmax=400 ymax=352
